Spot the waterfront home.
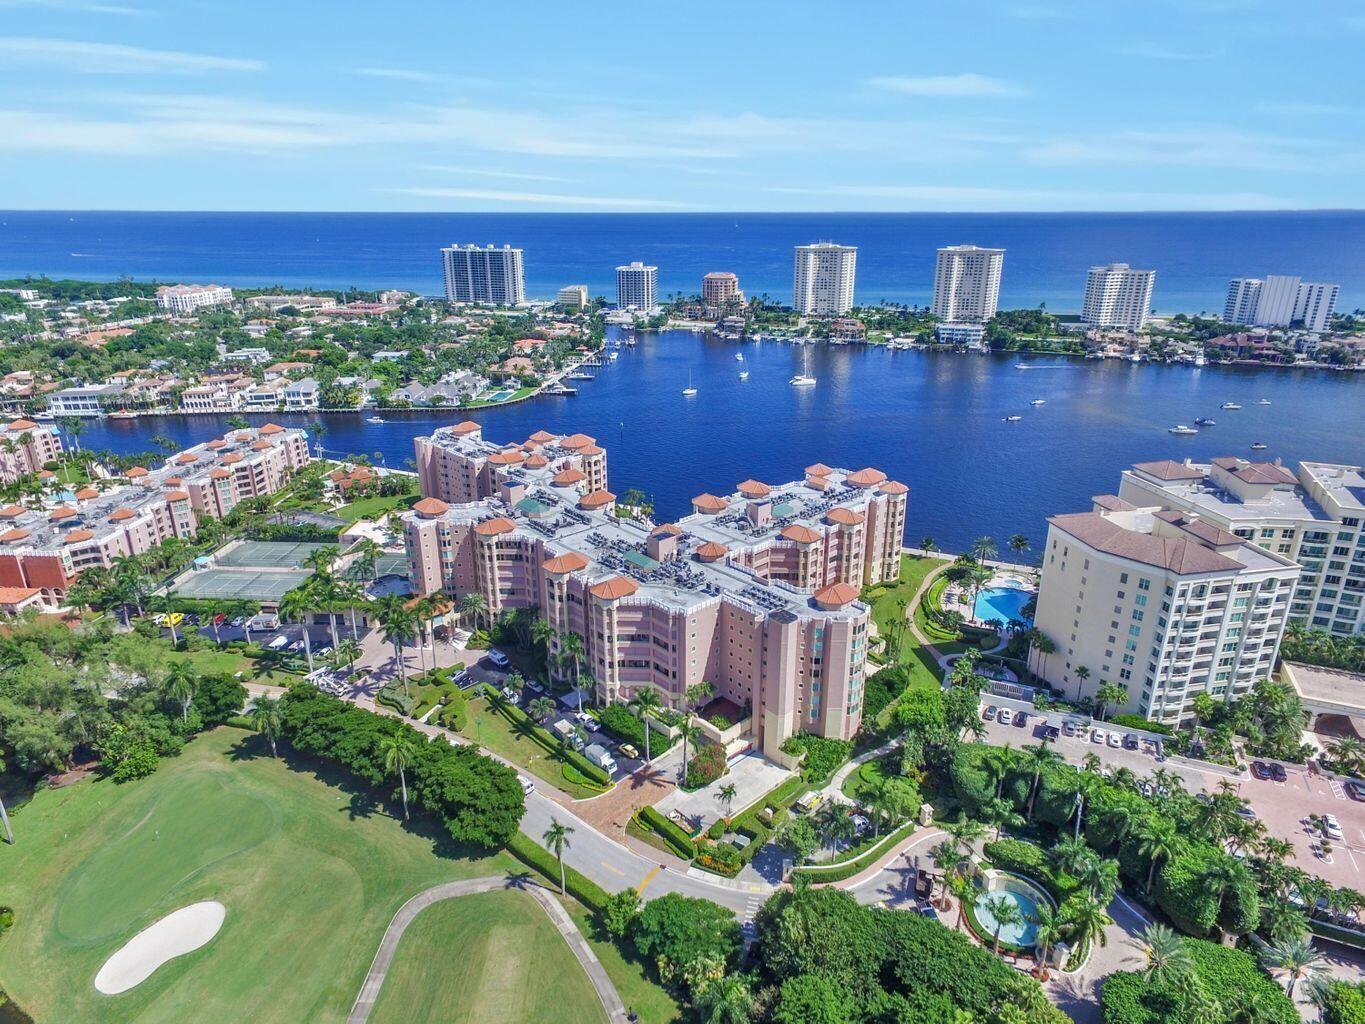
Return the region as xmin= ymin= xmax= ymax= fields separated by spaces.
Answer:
xmin=48 ymin=383 xmax=125 ymax=417
xmin=242 ymin=380 xmax=287 ymax=411
xmin=283 ymin=378 xmax=320 ymax=411
xmin=264 ymin=361 xmax=312 ymax=381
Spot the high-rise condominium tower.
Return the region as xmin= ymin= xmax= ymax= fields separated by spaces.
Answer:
xmin=616 ymin=262 xmax=658 ymax=311
xmin=792 ymin=243 xmax=857 ymax=315
xmin=931 ymin=244 xmax=1004 ymax=322
xmin=441 ymin=244 xmax=526 ymax=305
xmin=1081 ymin=263 xmax=1155 ymax=330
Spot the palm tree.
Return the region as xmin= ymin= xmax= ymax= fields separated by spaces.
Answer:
xmin=930 ymin=839 xmax=964 ymax=909
xmin=1093 ymin=681 xmax=1128 ymax=721
xmin=1130 ymin=923 xmax=1191 ymax=985
xmin=1134 ymin=817 xmax=1178 ymax=894
xmin=375 ymin=595 xmax=416 ymax=694
xmin=334 ymin=637 xmax=362 ymax=672
xmin=1262 ymin=936 xmax=1324 ymax=999
xmin=971 ymin=536 xmax=998 ymax=562
xmin=1080 ymin=856 xmax=1120 ymax=902
xmin=630 ymin=685 xmax=663 ymax=762
xmin=248 ymin=695 xmax=282 ymax=756
xmin=983 ymin=743 xmax=1014 ymax=799
xmin=380 ymin=732 xmax=418 ymax=821
xmin=1008 ymin=534 xmax=1030 ymax=558
xmin=1029 ymin=630 xmax=1057 ymax=682
xmin=1063 ymin=895 xmax=1112 ymax=954
xmin=717 ymin=782 xmax=738 ymax=820
xmin=166 ymin=662 xmax=195 ymax=723
xmin=677 ymin=720 xmax=700 ymax=785
xmin=560 ymin=631 xmax=586 ymax=695
xmin=982 ymin=894 xmax=1022 ymax=954
xmin=531 ymin=616 xmax=556 ymax=678
xmin=460 ymin=591 xmax=488 ymax=633
xmin=983 ymin=796 xmax=1024 ymax=839
xmin=529 ymin=695 xmax=555 ymax=722
xmin=1073 ymin=665 xmax=1092 ymax=702
xmin=542 ymin=817 xmax=574 ymax=894
xmin=413 ymin=593 xmax=445 ymax=675
xmin=1032 ymin=903 xmax=1065 ymax=974
xmin=920 ymin=536 xmax=938 ymax=555
xmin=1021 ymin=741 xmax=1062 ymax=820
xmin=697 ymin=975 xmax=752 ymax=1024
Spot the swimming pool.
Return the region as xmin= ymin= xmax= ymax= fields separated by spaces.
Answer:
xmin=973 ymin=873 xmax=1050 ymax=948
xmin=973 ymin=586 xmax=1034 ymax=626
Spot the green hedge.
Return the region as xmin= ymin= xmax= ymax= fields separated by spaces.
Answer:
xmin=376 ymin=684 xmax=414 ymax=716
xmin=782 ymin=733 xmax=853 ymax=784
xmin=506 ymin=832 xmax=611 ymax=915
xmin=1100 ymin=937 xmax=1297 ymax=1024
xmin=792 ymin=820 xmax=916 ymax=883
xmin=982 ymin=838 xmax=1083 ymax=902
xmin=1108 ymin=713 xmax=1171 ymax=736
xmin=636 ymin=806 xmax=697 ymax=860
xmin=597 ymin=703 xmax=674 ymax=752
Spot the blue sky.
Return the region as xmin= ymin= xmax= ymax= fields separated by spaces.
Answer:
xmin=1 ymin=0 xmax=1362 ymax=212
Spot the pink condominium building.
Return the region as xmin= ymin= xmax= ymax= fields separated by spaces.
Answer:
xmin=404 ymin=423 xmax=908 ymax=756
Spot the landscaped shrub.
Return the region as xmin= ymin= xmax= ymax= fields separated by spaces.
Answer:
xmin=685 ymin=741 xmax=727 ymax=789
xmin=694 ymin=839 xmax=741 ymax=876
xmin=1154 ymin=843 xmax=1259 ymax=938
xmin=862 ymin=665 xmax=909 ymax=723
xmin=1108 ymin=713 xmax=1171 ymax=735
xmin=597 ymin=702 xmax=673 ymax=752
xmin=637 ymin=806 xmax=696 ymax=859
xmin=1100 ymin=937 xmax=1297 ymax=1024
xmin=375 ymin=683 xmax=414 ymax=716
xmin=781 ymin=733 xmax=853 ymax=784
xmin=506 ymin=832 xmax=610 ymax=915
xmin=982 ymin=838 xmax=1082 ymax=902
xmin=1319 ymin=980 xmax=1365 ymax=1024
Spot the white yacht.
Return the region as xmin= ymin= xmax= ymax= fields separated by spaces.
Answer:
xmin=1221 ymin=401 xmax=1242 ymax=410
xmin=682 ymin=371 xmax=697 ymax=397
xmin=1168 ymin=424 xmax=1198 ymax=435
xmin=1251 ymin=441 xmax=1268 ymax=450
xmin=366 ymin=416 xmax=385 ymax=424
xmin=739 ymin=370 xmax=749 ymax=380
xmin=735 ymin=352 xmax=744 ymax=361
xmin=789 ymin=347 xmax=816 ymax=387
xmin=1257 ymin=398 xmax=1271 ymax=405
xmin=1030 ymin=399 xmax=1046 ymax=406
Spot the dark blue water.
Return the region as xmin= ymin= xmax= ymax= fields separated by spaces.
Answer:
xmin=70 ymin=330 xmax=1365 ymax=554
xmin=2 ymin=211 xmax=1363 ymax=313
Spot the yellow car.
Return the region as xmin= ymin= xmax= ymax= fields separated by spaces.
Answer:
xmin=164 ymin=612 xmax=185 ymax=628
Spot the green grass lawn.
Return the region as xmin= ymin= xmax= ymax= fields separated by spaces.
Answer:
xmin=163 ymin=647 xmax=305 ymax=684
xmin=458 ymin=697 xmax=600 ymax=800
xmin=368 ymin=889 xmax=607 ymax=1024
xmin=334 ymin=492 xmax=417 ymax=524
xmin=863 ymin=555 xmax=964 ymax=702
xmin=0 ymin=727 xmax=520 ymax=1024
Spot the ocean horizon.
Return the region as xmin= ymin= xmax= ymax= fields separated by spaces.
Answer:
xmin=2 ymin=209 xmax=1363 ymax=314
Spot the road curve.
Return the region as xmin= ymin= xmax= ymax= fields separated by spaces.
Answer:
xmin=346 ymin=875 xmax=630 ymax=1024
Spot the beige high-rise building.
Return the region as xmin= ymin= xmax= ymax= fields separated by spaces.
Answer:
xmin=793 ymin=243 xmax=856 ymax=315
xmin=1029 ymin=497 xmax=1299 ymax=725
xmin=931 ymin=244 xmax=1004 ymax=323
xmin=405 ymin=424 xmax=908 ymax=754
xmin=1118 ymin=457 xmax=1365 ymax=637
xmin=702 ymin=272 xmax=743 ymax=308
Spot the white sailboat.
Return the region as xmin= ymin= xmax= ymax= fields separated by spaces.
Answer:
xmin=789 ymin=346 xmax=816 ymax=387
xmin=682 ymin=370 xmax=697 ymax=397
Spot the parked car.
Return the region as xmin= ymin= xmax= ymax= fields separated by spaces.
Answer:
xmin=1014 ymin=711 xmax=1028 ymax=729
xmin=1091 ymin=728 xmax=1107 ymax=745
xmin=1123 ymin=734 xmax=1138 ymax=750
xmin=1061 ymin=720 xmax=1079 ymax=737
xmin=1043 ymin=725 xmax=1061 ymax=741
xmin=1235 ymin=803 xmax=1257 ymax=820
xmin=1106 ymin=731 xmax=1121 ymax=748
xmin=997 ymin=708 xmax=1013 ymax=726
xmin=517 ymin=774 xmax=535 ymax=796
xmin=500 ymin=686 xmax=521 ymax=703
xmin=1345 ymin=780 xmax=1365 ymax=802
xmin=230 ymin=616 xmax=245 ymax=627
xmin=1269 ymin=763 xmax=1288 ymax=782
xmin=524 ymin=679 xmax=545 ymax=695
xmin=1323 ymin=814 xmax=1344 ymax=841
xmin=574 ymin=711 xmax=600 ymax=731
xmin=983 ymin=706 xmax=997 ymax=721
xmin=484 ymin=649 xmax=510 ymax=668
xmin=1251 ymin=760 xmax=1272 ymax=780
xmin=619 ymin=744 xmax=639 ymax=760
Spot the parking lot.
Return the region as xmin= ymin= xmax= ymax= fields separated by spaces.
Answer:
xmin=978 ymin=704 xmax=1365 ymax=889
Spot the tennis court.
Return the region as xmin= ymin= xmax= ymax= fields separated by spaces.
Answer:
xmin=346 ymin=552 xmax=408 ymax=580
xmin=173 ymin=568 xmax=310 ymax=602
xmin=215 ymin=540 xmax=332 ymax=569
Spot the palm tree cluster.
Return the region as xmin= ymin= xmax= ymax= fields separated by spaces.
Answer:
xmin=1281 ymin=621 xmax=1365 ymax=673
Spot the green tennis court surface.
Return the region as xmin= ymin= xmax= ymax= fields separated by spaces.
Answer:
xmin=214 ymin=541 xmax=331 ymax=568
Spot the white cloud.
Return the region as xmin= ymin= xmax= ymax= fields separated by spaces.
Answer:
xmin=417 ymin=164 xmax=571 ymax=183
xmin=866 ymin=73 xmax=1027 ymax=98
xmin=762 ymin=183 xmax=1294 ymax=211
xmin=380 ymin=186 xmax=691 ymax=209
xmin=0 ymin=36 xmax=262 ymax=73
xmin=1024 ymin=129 xmax=1362 ymax=173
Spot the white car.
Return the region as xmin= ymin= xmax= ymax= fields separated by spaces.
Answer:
xmin=1091 ymin=728 xmax=1107 ymax=745
xmin=517 ymin=774 xmax=535 ymax=796
xmin=574 ymin=711 xmax=600 ymax=731
xmin=1324 ymin=814 xmax=1344 ymax=841
xmin=1106 ymin=731 xmax=1121 ymax=748
xmin=997 ymin=708 xmax=1014 ymax=726
xmin=230 ymin=616 xmax=245 ymax=628
xmin=484 ymin=649 xmax=510 ymax=668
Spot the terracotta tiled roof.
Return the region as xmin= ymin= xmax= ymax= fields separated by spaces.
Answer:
xmin=74 ymin=487 xmax=99 ymax=500
xmin=0 ymin=505 xmax=26 ymax=519
xmin=880 ymin=480 xmax=909 ymax=495
xmin=814 ymin=582 xmax=860 ymax=609
xmin=589 ymin=576 xmax=638 ymax=600
xmin=210 ymin=468 xmax=232 ymax=479
xmin=560 ymin=433 xmax=595 ymax=450
xmin=781 ymin=524 xmax=822 ymax=544
xmin=1092 ymin=494 xmax=1135 ymax=512
xmin=37 ymin=470 xmax=54 ymax=479
xmin=846 ymin=467 xmax=887 ymax=487
xmin=221 ymin=453 xmax=244 ymax=464
xmin=1 ymin=528 xmax=31 ymax=542
xmin=525 ymin=453 xmax=549 ymax=469
xmin=1131 ymin=459 xmax=1203 ymax=482
xmin=63 ymin=529 xmax=93 ymax=543
xmin=0 ymin=586 xmax=40 ymax=603
xmin=165 ymin=491 xmax=189 ymax=501
xmin=487 ymin=450 xmax=525 ymax=466
xmin=826 ymin=507 xmax=865 ymax=526
xmin=6 ymin=419 xmax=39 ymax=430
xmin=578 ymin=489 xmax=615 ymax=510
xmin=109 ymin=508 xmax=136 ymax=521
xmin=259 ymin=423 xmax=285 ymax=435
xmin=529 ymin=430 xmax=556 ymax=443
xmin=165 ymin=477 xmax=183 ymax=486
xmin=553 ymin=468 xmax=586 ymax=485
xmin=652 ymin=523 xmax=681 ymax=536
xmin=176 ymin=452 xmax=199 ymax=464
xmin=579 ymin=444 xmax=604 ymax=456
xmin=207 ymin=440 xmax=227 ymax=449
xmin=696 ymin=541 xmax=728 ymax=562
xmin=413 ymin=497 xmax=449 ymax=517
xmin=691 ymin=493 xmax=727 ymax=513
xmin=474 ymin=517 xmax=516 ymax=537
xmin=251 ymin=441 xmax=273 ymax=450
xmin=805 ymin=462 xmax=833 ymax=477
xmin=126 ymin=466 xmax=148 ymax=477
xmin=49 ymin=507 xmax=77 ymax=521
xmin=543 ymin=552 xmax=590 ymax=574
xmin=737 ymin=479 xmax=771 ymax=498
xmin=453 ymin=420 xmax=482 ymax=435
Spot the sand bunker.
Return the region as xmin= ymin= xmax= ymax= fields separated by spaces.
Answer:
xmin=94 ymin=901 xmax=226 ymax=994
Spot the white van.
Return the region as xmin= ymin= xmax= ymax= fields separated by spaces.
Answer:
xmin=267 ymin=635 xmax=290 ymax=651
xmin=583 ymin=743 xmax=617 ymax=774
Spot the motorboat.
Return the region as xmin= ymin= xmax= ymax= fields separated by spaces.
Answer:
xmin=1221 ymin=401 xmax=1242 ymax=410
xmin=1251 ymin=442 xmax=1268 ymax=450
xmin=735 ymin=352 xmax=744 ymax=361
xmin=1030 ymin=399 xmax=1046 ymax=406
xmin=1257 ymin=398 xmax=1271 ymax=405
xmin=1003 ymin=415 xmax=1023 ymax=422
xmin=1194 ymin=417 xmax=1215 ymax=426
xmin=1168 ymin=425 xmax=1198 ymax=435
xmin=109 ymin=408 xmax=137 ymax=419
xmin=789 ymin=346 xmax=817 ymax=387
xmin=1014 ymin=362 xmax=1032 ymax=369
xmin=739 ymin=370 xmax=749 ymax=380
xmin=366 ymin=416 xmax=385 ymax=424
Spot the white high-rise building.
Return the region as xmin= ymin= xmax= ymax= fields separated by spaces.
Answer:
xmin=931 ymin=244 xmax=1004 ymax=323
xmin=792 ymin=243 xmax=857 ymax=315
xmin=441 ymin=244 xmax=526 ymax=306
xmin=1029 ymin=498 xmax=1299 ymax=725
xmin=1224 ymin=278 xmax=1262 ymax=324
xmin=155 ymin=284 xmax=233 ymax=314
xmin=616 ymin=262 xmax=658 ymax=311
xmin=1293 ymin=281 xmax=1340 ymax=334
xmin=1081 ymin=263 xmax=1155 ymax=330
xmin=1223 ymin=274 xmax=1339 ymax=333
xmin=556 ymin=285 xmax=589 ymax=311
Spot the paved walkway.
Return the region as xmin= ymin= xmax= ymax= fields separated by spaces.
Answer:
xmin=346 ymin=875 xmax=629 ymax=1024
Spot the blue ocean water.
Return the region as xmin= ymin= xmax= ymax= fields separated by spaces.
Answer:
xmin=1 ymin=210 xmax=1362 ymax=313
xmin=70 ymin=329 xmax=1365 ymax=554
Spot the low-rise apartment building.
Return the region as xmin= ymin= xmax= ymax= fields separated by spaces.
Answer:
xmin=1029 ymin=498 xmax=1299 ymax=725
xmin=0 ymin=419 xmax=64 ymax=484
xmin=155 ymin=284 xmax=233 ymax=314
xmin=1117 ymin=457 xmax=1365 ymax=636
xmin=0 ymin=423 xmax=309 ymax=606
xmin=403 ymin=423 xmax=907 ymax=754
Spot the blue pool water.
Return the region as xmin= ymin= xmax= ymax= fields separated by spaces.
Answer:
xmin=974 ymin=586 xmax=1034 ymax=627
xmin=974 ymin=887 xmax=1041 ymax=947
